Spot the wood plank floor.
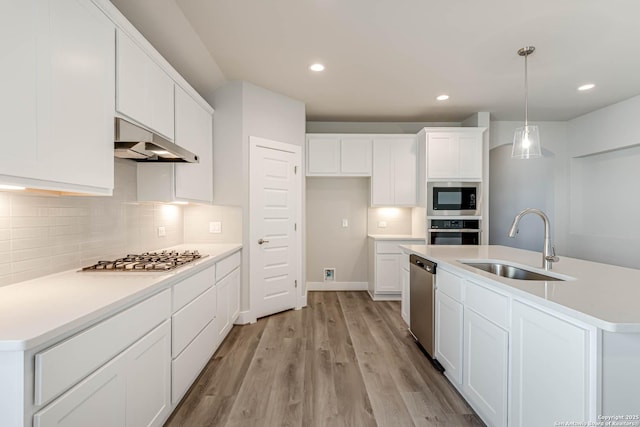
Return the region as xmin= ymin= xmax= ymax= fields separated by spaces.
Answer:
xmin=165 ymin=291 xmax=484 ymax=427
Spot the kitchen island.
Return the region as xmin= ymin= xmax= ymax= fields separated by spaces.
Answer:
xmin=401 ymin=244 xmax=640 ymax=427
xmin=0 ymin=243 xmax=241 ymax=427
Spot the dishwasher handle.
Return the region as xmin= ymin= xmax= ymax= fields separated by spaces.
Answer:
xmin=410 ymin=255 xmax=436 ymax=274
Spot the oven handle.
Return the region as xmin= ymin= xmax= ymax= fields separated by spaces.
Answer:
xmin=428 ymin=229 xmax=481 ymax=233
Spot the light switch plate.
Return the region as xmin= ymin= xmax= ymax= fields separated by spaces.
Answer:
xmin=209 ymin=221 xmax=222 ymax=233
xmin=378 ymin=221 xmax=387 ymax=228
xmin=342 ymin=218 xmax=349 ymax=228
xmin=157 ymin=226 xmax=166 ymax=237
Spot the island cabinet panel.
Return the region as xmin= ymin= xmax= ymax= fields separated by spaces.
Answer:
xmin=510 ymin=300 xmax=592 ymax=427
xmin=400 ymin=264 xmax=410 ymax=326
xmin=435 ymin=289 xmax=463 ymax=385
xmin=463 ymin=307 xmax=508 ymax=427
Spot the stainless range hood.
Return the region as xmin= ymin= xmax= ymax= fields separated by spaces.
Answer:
xmin=114 ymin=118 xmax=199 ymax=163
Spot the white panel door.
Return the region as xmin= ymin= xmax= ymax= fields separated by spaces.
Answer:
xmin=174 ymin=86 xmax=213 ymax=203
xmin=511 ymin=301 xmax=591 ymax=427
xmin=435 ymin=290 xmax=463 ymax=386
xmin=250 ymin=137 xmax=301 ymax=319
xmin=341 ymin=138 xmax=372 ymax=175
xmin=463 ymin=308 xmax=508 ymax=427
xmin=393 ymin=137 xmax=417 ymax=205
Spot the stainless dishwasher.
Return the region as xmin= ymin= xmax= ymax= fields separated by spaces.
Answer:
xmin=409 ymin=254 xmax=441 ymax=368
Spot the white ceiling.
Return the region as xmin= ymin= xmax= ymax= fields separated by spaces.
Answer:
xmin=110 ymin=0 xmax=640 ymax=122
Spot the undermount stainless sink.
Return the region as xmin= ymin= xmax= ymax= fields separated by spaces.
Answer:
xmin=460 ymin=261 xmax=565 ymax=281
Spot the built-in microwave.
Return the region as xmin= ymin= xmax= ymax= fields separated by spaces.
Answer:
xmin=427 ymin=182 xmax=480 ymax=216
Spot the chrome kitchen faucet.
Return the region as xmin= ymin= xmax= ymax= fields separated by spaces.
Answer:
xmin=508 ymin=208 xmax=559 ymax=270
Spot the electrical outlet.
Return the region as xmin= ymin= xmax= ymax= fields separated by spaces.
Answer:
xmin=209 ymin=221 xmax=222 ymax=234
xmin=378 ymin=220 xmax=387 ymax=228
xmin=157 ymin=226 xmax=166 ymax=237
xmin=342 ymin=218 xmax=349 ymax=228
xmin=323 ymin=268 xmax=335 ymax=281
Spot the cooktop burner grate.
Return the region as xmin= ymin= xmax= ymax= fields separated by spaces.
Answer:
xmin=80 ymin=250 xmax=207 ymax=272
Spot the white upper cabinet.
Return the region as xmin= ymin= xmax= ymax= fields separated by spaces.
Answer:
xmin=306 ymin=135 xmax=372 ymax=176
xmin=116 ymin=30 xmax=174 ymax=140
xmin=137 ymin=86 xmax=213 ymax=204
xmin=174 ymin=86 xmax=213 ymax=203
xmin=425 ymin=129 xmax=484 ymax=180
xmin=371 ymin=137 xmax=417 ymax=206
xmin=0 ymin=0 xmax=115 ymax=195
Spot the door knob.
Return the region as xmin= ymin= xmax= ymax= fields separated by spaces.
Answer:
xmin=258 ymin=238 xmax=269 ymax=245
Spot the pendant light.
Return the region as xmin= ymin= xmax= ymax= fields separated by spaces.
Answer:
xmin=512 ymin=46 xmax=542 ymax=159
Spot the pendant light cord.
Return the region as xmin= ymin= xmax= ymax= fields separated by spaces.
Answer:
xmin=524 ymin=51 xmax=529 ymax=128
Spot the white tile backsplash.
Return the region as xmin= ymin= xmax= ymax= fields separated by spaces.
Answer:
xmin=0 ymin=159 xmax=184 ymax=286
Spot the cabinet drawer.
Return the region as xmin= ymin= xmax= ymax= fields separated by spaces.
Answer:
xmin=35 ymin=290 xmax=171 ymax=406
xmin=376 ymin=241 xmax=417 ymax=254
xmin=173 ymin=265 xmax=215 ymax=312
xmin=466 ymin=281 xmax=509 ymax=329
xmin=171 ymin=317 xmax=218 ymax=404
xmin=215 ymin=251 xmax=241 ymax=281
xmin=436 ymin=269 xmax=464 ymax=302
xmin=172 ymin=285 xmax=217 ymax=358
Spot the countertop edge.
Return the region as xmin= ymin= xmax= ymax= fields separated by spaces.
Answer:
xmin=0 ymin=244 xmax=243 ymax=352
xmin=400 ymin=245 xmax=640 ymax=333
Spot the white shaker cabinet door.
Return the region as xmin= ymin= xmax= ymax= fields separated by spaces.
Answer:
xmin=401 ymin=267 xmax=410 ymax=326
xmin=307 ymin=137 xmax=340 ymax=175
xmin=393 ymin=137 xmax=417 ymax=205
xmin=435 ymin=290 xmax=463 ymax=386
xmin=341 ymin=138 xmax=372 ymax=175
xmin=1 ymin=0 xmax=115 ymax=194
xmin=125 ymin=321 xmax=171 ymax=427
xmin=174 ymin=86 xmax=213 ymax=203
xmin=510 ymin=301 xmax=592 ymax=427
xmin=375 ymin=254 xmax=402 ymax=293
xmin=458 ymin=133 xmax=483 ymax=180
xmin=116 ymin=31 xmax=174 ymax=140
xmin=463 ymin=308 xmax=508 ymax=427
xmin=371 ymin=139 xmax=394 ymax=205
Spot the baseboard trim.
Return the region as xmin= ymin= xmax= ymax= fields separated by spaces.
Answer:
xmin=367 ymin=289 xmax=402 ymax=301
xmin=306 ymin=281 xmax=369 ymax=291
xmin=234 ymin=310 xmax=256 ymax=325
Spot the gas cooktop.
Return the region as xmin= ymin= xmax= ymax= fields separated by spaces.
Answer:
xmin=80 ymin=250 xmax=207 ymax=272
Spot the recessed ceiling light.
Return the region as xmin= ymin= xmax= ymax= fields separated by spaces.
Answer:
xmin=578 ymin=83 xmax=595 ymax=91
xmin=436 ymin=94 xmax=450 ymax=101
xmin=0 ymin=184 xmax=25 ymax=190
xmin=309 ymin=63 xmax=325 ymax=72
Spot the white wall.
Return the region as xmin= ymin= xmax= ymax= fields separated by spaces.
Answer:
xmin=565 ymin=95 xmax=640 ymax=268
xmin=210 ymin=81 xmax=306 ymax=316
xmin=307 ymin=121 xmax=460 ymax=134
xmin=0 ymin=160 xmax=184 ymax=287
xmin=489 ymin=121 xmax=569 ymax=253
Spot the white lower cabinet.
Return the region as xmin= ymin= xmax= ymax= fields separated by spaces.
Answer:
xmin=463 ymin=308 xmax=508 ymax=427
xmin=34 ymin=320 xmax=171 ymax=427
xmin=370 ymin=240 xmax=423 ymax=300
xmin=510 ymin=300 xmax=592 ymax=427
xmin=216 ymin=266 xmax=241 ymax=340
xmin=435 ymin=290 xmax=463 ymax=386
xmin=400 ymin=266 xmax=410 ymax=326
xmin=376 ymin=255 xmax=402 ymax=293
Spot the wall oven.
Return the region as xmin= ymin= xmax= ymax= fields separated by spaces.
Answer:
xmin=427 ymin=182 xmax=480 ymax=216
xmin=429 ymin=219 xmax=480 ymax=245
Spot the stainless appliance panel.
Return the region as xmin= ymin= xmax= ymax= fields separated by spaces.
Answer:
xmin=409 ymin=255 xmax=437 ymax=356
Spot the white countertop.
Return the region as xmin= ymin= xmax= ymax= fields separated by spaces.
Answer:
xmin=368 ymin=234 xmax=425 ymax=241
xmin=0 ymin=243 xmax=242 ymax=352
xmin=401 ymin=245 xmax=640 ymax=333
